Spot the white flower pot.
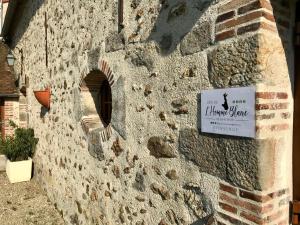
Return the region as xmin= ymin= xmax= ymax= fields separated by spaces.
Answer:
xmin=6 ymin=158 xmax=32 ymax=183
xmin=0 ymin=155 xmax=7 ymax=171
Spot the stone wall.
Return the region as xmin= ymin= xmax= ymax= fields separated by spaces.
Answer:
xmin=3 ymin=98 xmax=19 ymax=136
xmin=6 ymin=0 xmax=296 ymax=224
xmin=18 ymin=93 xmax=28 ymax=128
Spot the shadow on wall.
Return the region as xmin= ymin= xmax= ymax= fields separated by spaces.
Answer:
xmin=82 ymin=70 xmax=106 ymax=119
xmin=147 ymin=0 xmax=214 ymax=55
xmin=5 ymin=0 xmax=45 ymax=48
xmin=190 ymin=215 xmax=214 ymax=225
xmin=269 ymin=0 xmax=296 ymax=88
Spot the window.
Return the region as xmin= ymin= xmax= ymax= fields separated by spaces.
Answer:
xmin=81 ymin=71 xmax=112 ymax=131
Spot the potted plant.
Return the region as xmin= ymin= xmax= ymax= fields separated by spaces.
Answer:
xmin=1 ymin=121 xmax=38 ymax=183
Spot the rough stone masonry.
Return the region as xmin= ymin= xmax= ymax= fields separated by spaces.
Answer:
xmin=2 ymin=0 xmax=297 ymax=224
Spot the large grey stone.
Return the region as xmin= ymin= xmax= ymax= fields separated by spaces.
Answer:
xmin=179 ymin=129 xmax=226 ymax=180
xmin=147 ymin=0 xmax=213 ymax=55
xmin=131 ymin=0 xmax=141 ymax=9
xmin=207 ymin=35 xmax=261 ymax=88
xmin=167 ymin=2 xmax=187 ymax=22
xmin=224 ymin=139 xmax=260 ymax=190
xmin=179 ymin=128 xmax=265 ymax=191
xmin=88 ymin=129 xmax=104 ymax=161
xmin=111 ymin=76 xmax=126 ymax=139
xmin=19 ymin=112 xmax=28 ymax=121
xmin=87 ymin=48 xmax=100 ymax=71
xmin=133 ymin=172 xmax=145 ymax=192
xmin=180 ymin=21 xmax=211 ymax=56
xmin=126 ymin=47 xmax=154 ymax=72
xmin=147 ymin=137 xmax=176 ymax=158
xmin=150 ymin=183 xmax=171 ymax=200
xmin=159 ymin=34 xmax=173 ymax=52
xmin=105 ymin=31 xmax=125 ymax=53
xmin=183 ymin=183 xmax=213 ymax=218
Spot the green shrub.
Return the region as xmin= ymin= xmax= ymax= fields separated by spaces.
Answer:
xmin=0 ymin=121 xmax=38 ymax=162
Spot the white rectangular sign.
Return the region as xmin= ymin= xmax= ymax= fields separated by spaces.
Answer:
xmin=201 ymin=87 xmax=256 ymax=138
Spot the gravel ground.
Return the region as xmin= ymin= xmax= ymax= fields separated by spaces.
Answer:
xmin=0 ymin=172 xmax=65 ymax=225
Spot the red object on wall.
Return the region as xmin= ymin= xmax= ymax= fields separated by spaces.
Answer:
xmin=33 ymin=88 xmax=51 ymax=109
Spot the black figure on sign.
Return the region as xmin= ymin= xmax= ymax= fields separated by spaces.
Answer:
xmin=222 ymin=93 xmax=229 ymax=110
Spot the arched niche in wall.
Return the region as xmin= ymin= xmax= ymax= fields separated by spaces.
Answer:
xmin=79 ymin=59 xmax=126 ymax=160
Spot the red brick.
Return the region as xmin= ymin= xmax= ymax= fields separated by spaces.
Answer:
xmin=239 ymin=190 xmax=271 ymax=203
xmin=217 ymin=10 xmax=274 ymax=33
xmin=218 ymin=0 xmax=248 ymax=13
xmin=255 ymin=125 xmax=289 ymax=132
xmin=237 ymin=22 xmax=261 ymax=35
xmin=220 ymin=193 xmax=238 ymax=206
xmin=293 ymin=201 xmax=300 ymax=213
xmin=238 ymin=9 xmax=274 ymax=24
xmin=262 ymin=11 xmax=276 ymax=22
xmin=237 ymin=20 xmax=277 ymax=35
xmin=293 ymin=214 xmax=299 ymax=225
xmin=220 ymin=183 xmax=237 ymax=195
xmin=256 ymin=113 xmax=275 ymax=120
xmin=103 ymin=61 xmax=108 ymax=72
xmin=217 ymin=11 xmax=235 ymax=23
xmin=256 ymin=92 xmax=288 ymax=99
xmin=219 ymin=202 xmax=237 ymax=214
xmin=215 ymin=30 xmax=235 ymax=42
xmin=218 ymin=0 xmax=272 ymax=14
xmin=238 ymin=1 xmax=261 ymax=15
xmin=256 ymin=103 xmax=289 ymax=111
xmin=99 ymin=62 xmax=103 ymax=74
xmin=269 ymin=124 xmax=289 ymax=131
xmin=276 ymin=92 xmax=288 ymax=99
xmin=259 ymin=0 xmax=273 ymax=11
xmin=216 ymin=18 xmax=237 ymax=32
xmin=238 ymin=0 xmax=272 ymax=15
xmin=239 ymin=200 xmax=264 ymax=214
xmin=256 ymin=104 xmax=269 ymax=110
xmin=242 ymin=200 xmax=272 ymax=214
xmin=220 ymin=192 xmax=272 ymax=215
xmin=240 ymin=211 xmax=264 ymax=224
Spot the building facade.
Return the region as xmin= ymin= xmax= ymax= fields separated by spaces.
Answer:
xmin=1 ymin=0 xmax=299 ymax=224
xmin=0 ymin=0 xmax=24 ymax=138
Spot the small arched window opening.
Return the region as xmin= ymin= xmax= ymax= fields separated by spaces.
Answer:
xmin=81 ymin=71 xmax=112 ymax=129
xmin=99 ymin=79 xmax=112 ymax=126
